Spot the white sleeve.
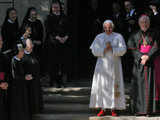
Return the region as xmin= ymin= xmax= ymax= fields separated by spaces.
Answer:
xmin=90 ymin=36 xmax=105 ymax=57
xmin=112 ymin=34 xmax=127 ymax=56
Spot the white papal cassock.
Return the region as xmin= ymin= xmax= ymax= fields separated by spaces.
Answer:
xmin=89 ymin=32 xmax=126 ymax=110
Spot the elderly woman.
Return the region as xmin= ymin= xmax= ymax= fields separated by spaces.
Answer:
xmin=128 ymin=15 xmax=159 ymax=116
xmin=89 ymin=20 xmax=126 ymax=116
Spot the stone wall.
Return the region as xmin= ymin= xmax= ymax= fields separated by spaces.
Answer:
xmin=0 ymin=0 xmax=14 ymax=26
xmin=0 ymin=0 xmax=66 ymax=27
xmin=14 ymin=0 xmax=51 ymax=24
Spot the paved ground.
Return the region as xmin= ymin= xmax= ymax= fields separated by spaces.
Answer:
xmin=89 ymin=116 xmax=160 ymax=120
xmin=33 ymin=84 xmax=92 ymax=120
xmin=33 ymin=80 xmax=160 ymax=120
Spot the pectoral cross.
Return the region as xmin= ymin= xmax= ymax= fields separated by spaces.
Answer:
xmin=143 ymin=40 xmax=147 ymax=47
xmin=142 ymin=35 xmax=147 ymax=47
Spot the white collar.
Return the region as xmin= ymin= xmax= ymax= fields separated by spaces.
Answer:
xmin=130 ymin=9 xmax=135 ymax=16
xmin=104 ymin=32 xmax=113 ymax=36
xmin=14 ymin=56 xmax=21 ymax=61
xmin=53 ymin=12 xmax=61 ymax=16
xmin=24 ymin=50 xmax=31 ymax=55
xmin=21 ymin=36 xmax=25 ymax=40
xmin=28 ymin=18 xmax=36 ymax=22
xmin=154 ymin=12 xmax=158 ymax=16
xmin=8 ymin=19 xmax=15 ymax=24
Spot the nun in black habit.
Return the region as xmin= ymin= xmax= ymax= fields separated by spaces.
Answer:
xmin=45 ymin=0 xmax=71 ymax=87
xmin=1 ymin=7 xmax=19 ymax=51
xmin=20 ymin=7 xmax=44 ymax=68
xmin=22 ymin=38 xmax=43 ymax=114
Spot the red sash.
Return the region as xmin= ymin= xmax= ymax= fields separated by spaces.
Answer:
xmin=140 ymin=45 xmax=152 ymax=53
xmin=0 ymin=72 xmax=5 ymax=80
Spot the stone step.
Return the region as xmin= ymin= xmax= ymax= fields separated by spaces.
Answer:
xmin=44 ymin=94 xmax=90 ymax=104
xmin=64 ymin=82 xmax=92 ymax=87
xmin=40 ymin=75 xmax=92 ymax=87
xmin=89 ymin=116 xmax=160 ymax=120
xmin=43 ymin=94 xmax=130 ymax=104
xmin=43 ymin=87 xmax=131 ymax=108
xmin=42 ymin=103 xmax=89 ymax=114
xmin=43 ymin=83 xmax=131 ymax=96
xmin=43 ymin=87 xmax=91 ymax=96
xmin=33 ymin=114 xmax=91 ymax=120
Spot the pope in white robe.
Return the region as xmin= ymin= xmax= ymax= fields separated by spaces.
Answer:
xmin=89 ymin=20 xmax=126 ymax=116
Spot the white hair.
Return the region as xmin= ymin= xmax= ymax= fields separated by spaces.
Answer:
xmin=103 ymin=20 xmax=114 ymax=28
xmin=138 ymin=15 xmax=150 ymax=23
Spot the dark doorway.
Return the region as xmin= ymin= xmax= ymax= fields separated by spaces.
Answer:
xmin=67 ymin=0 xmax=150 ymax=82
xmin=67 ymin=0 xmax=115 ymax=81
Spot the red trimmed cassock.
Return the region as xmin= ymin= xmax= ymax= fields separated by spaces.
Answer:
xmin=127 ymin=29 xmax=160 ymax=115
xmin=0 ymin=51 xmax=9 ymax=120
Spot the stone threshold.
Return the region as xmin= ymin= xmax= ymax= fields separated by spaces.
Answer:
xmin=89 ymin=116 xmax=160 ymax=120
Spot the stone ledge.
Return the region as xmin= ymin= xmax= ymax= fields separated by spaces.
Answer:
xmin=33 ymin=114 xmax=90 ymax=120
xmin=43 ymin=87 xmax=91 ymax=95
xmin=42 ymin=103 xmax=89 ymax=114
xmin=44 ymin=94 xmax=89 ymax=104
xmin=89 ymin=116 xmax=160 ymax=120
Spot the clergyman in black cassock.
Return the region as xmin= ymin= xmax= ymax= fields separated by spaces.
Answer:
xmin=0 ymin=37 xmax=9 ymax=120
xmin=9 ymin=44 xmax=32 ymax=120
xmin=1 ymin=7 xmax=19 ymax=51
xmin=128 ymin=15 xmax=160 ymax=115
